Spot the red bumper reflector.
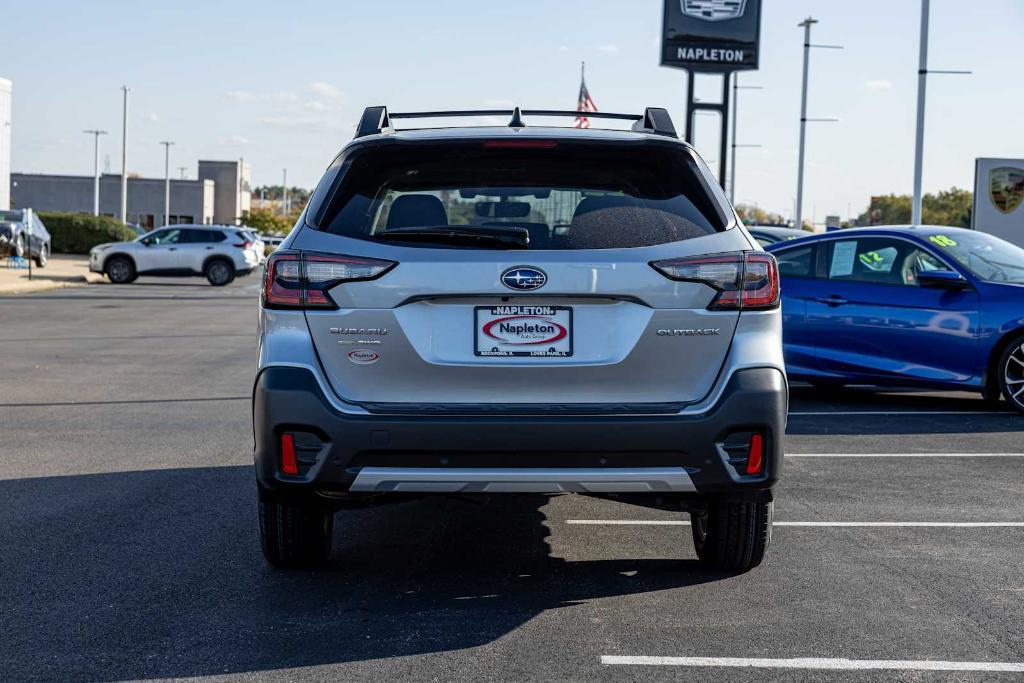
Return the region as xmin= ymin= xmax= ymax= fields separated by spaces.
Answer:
xmin=745 ymin=434 xmax=764 ymax=475
xmin=280 ymin=433 xmax=299 ymax=475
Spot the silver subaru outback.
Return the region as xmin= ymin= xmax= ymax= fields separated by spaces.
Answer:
xmin=254 ymin=106 xmax=787 ymax=571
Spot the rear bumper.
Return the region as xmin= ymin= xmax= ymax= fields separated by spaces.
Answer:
xmin=253 ymin=366 xmax=787 ymax=501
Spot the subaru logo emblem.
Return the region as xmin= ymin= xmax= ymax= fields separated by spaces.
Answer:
xmin=501 ymin=266 xmax=547 ymax=291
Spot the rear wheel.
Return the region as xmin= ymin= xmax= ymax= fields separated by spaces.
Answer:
xmin=35 ymin=244 xmax=48 ymax=268
xmin=692 ymin=498 xmax=772 ymax=571
xmin=204 ymin=259 xmax=234 ymax=286
xmin=106 ymin=256 xmax=136 ymax=284
xmin=258 ymin=498 xmax=334 ymax=568
xmin=997 ymin=334 xmax=1024 ymax=414
xmin=809 ymin=380 xmax=845 ymax=394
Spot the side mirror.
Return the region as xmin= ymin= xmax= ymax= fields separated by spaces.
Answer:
xmin=917 ymin=270 xmax=971 ymax=290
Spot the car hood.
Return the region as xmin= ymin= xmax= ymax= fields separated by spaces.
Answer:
xmin=979 ymin=280 xmax=1024 ymax=294
xmin=91 ymin=241 xmax=133 ymax=251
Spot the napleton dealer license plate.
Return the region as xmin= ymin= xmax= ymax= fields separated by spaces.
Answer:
xmin=474 ymin=305 xmax=573 ymax=357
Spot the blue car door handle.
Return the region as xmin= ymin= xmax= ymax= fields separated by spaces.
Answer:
xmin=817 ymin=295 xmax=848 ymax=306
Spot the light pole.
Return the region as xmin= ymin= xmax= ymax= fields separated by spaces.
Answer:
xmin=911 ymin=0 xmax=970 ymax=225
xmin=178 ymin=166 xmax=187 ymax=180
xmin=729 ymin=75 xmax=763 ymax=205
xmin=282 ymin=168 xmax=288 ymax=217
xmin=119 ymin=86 xmax=130 ymax=223
xmin=159 ymin=141 xmax=174 ymax=226
xmin=795 ymin=18 xmax=841 ymax=230
xmin=83 ymin=130 xmax=107 ymax=216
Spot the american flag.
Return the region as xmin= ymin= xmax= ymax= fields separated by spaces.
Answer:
xmin=574 ymin=62 xmax=597 ymax=128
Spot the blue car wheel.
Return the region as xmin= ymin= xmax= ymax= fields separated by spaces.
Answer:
xmin=997 ymin=334 xmax=1024 ymax=414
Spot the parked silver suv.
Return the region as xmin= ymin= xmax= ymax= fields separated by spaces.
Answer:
xmin=254 ymin=107 xmax=787 ymax=571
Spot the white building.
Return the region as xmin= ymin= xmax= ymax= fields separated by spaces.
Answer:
xmin=0 ymin=78 xmax=11 ymax=210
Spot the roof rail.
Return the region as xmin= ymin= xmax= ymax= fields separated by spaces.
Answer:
xmin=353 ymin=106 xmax=677 ymax=139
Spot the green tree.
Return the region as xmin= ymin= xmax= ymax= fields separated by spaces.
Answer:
xmin=856 ymin=187 xmax=972 ymax=227
xmin=735 ymin=203 xmax=793 ymax=228
xmin=241 ymin=208 xmax=293 ymax=235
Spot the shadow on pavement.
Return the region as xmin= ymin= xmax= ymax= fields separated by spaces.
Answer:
xmin=787 ymin=385 xmax=1024 ymax=436
xmin=1 ymin=465 xmax=723 ymax=681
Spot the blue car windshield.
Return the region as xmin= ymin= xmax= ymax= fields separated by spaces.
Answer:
xmin=927 ymin=232 xmax=1024 ymax=284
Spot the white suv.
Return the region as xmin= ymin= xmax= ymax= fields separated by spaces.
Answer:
xmin=89 ymin=225 xmax=261 ymax=286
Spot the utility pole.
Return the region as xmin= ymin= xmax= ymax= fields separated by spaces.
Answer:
xmin=911 ymin=0 xmax=970 ymax=225
xmin=912 ymin=0 xmax=930 ymax=226
xmin=83 ymin=130 xmax=107 ymax=216
xmin=160 ymin=141 xmax=174 ymax=226
xmin=729 ymin=75 xmax=763 ymax=205
xmin=238 ymin=156 xmax=244 ymax=225
xmin=795 ymin=18 xmax=841 ymax=230
xmin=178 ymin=166 xmax=187 ymax=180
xmin=119 ymin=86 xmax=130 ymax=223
xmin=282 ymin=168 xmax=288 ymax=217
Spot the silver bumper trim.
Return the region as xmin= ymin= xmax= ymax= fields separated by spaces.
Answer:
xmin=348 ymin=467 xmax=697 ymax=494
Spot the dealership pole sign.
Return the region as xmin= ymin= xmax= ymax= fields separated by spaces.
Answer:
xmin=973 ymin=158 xmax=1024 ymax=246
xmin=662 ymin=0 xmax=762 ymax=73
xmin=660 ymin=0 xmax=763 ymax=189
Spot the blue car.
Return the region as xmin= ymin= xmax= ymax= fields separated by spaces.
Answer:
xmin=765 ymin=226 xmax=1024 ymax=412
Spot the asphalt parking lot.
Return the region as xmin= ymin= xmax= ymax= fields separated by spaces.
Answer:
xmin=2 ymin=277 xmax=1023 ymax=681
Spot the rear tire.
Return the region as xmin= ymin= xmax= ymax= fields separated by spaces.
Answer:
xmin=204 ymin=258 xmax=234 ymax=286
xmin=259 ymin=498 xmax=334 ymax=568
xmin=35 ymin=244 xmax=48 ymax=268
xmin=809 ymin=380 xmax=845 ymax=394
xmin=106 ymin=255 xmax=136 ymax=284
xmin=692 ymin=498 xmax=772 ymax=571
xmin=997 ymin=334 xmax=1024 ymax=414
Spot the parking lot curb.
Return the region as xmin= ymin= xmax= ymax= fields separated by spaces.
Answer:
xmin=0 ymin=279 xmax=87 ymax=295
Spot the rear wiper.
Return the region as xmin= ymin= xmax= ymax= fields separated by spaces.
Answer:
xmin=374 ymin=225 xmax=530 ymax=248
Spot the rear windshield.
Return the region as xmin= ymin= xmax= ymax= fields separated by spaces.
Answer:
xmin=309 ymin=140 xmax=728 ymax=249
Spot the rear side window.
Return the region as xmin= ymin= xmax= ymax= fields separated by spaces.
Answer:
xmin=310 ymin=140 xmax=728 ymax=249
xmin=184 ymin=229 xmax=225 ymax=243
xmin=774 ymin=245 xmax=815 ymax=277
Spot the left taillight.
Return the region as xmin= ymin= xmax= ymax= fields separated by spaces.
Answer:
xmin=650 ymin=251 xmax=780 ymax=311
xmin=262 ymin=249 xmax=396 ymax=310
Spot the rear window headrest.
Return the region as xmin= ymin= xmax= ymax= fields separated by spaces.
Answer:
xmin=385 ymin=194 xmax=448 ymax=229
xmin=571 ymin=195 xmax=641 ymax=220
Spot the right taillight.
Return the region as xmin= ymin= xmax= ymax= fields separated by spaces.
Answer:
xmin=262 ymin=249 xmax=396 ymax=309
xmin=650 ymin=251 xmax=780 ymax=310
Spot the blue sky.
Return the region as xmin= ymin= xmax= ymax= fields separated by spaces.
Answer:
xmin=4 ymin=0 xmax=1023 ymax=222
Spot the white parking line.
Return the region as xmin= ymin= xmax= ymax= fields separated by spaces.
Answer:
xmin=787 ymin=452 xmax=1024 ymax=458
xmin=789 ymin=410 xmax=1013 ymax=416
xmin=566 ymin=520 xmax=1024 ymax=527
xmin=600 ymin=655 xmax=1024 ymax=672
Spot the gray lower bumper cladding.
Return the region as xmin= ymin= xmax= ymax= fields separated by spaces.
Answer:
xmin=348 ymin=467 xmax=697 ymax=494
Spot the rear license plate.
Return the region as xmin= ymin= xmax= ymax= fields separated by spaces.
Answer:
xmin=475 ymin=305 xmax=573 ymax=357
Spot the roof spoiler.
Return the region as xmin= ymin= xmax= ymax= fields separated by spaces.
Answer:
xmin=354 ymin=106 xmax=677 ymax=139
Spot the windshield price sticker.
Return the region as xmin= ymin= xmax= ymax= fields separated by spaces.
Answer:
xmin=930 ymin=235 xmax=958 ymax=248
